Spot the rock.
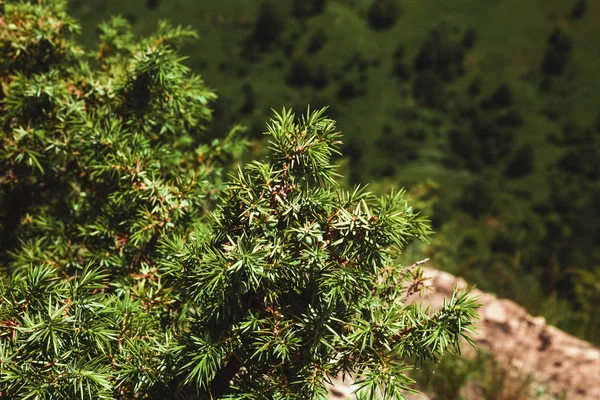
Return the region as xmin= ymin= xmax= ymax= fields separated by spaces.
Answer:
xmin=420 ymin=268 xmax=600 ymax=400
xmin=327 ymin=267 xmax=600 ymax=399
xmin=327 ymin=375 xmax=354 ymax=399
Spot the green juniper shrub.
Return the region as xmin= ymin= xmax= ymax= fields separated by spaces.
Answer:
xmin=0 ymin=1 xmax=243 ymax=397
xmin=480 ymin=84 xmax=514 ymax=111
xmin=337 ymin=78 xmax=365 ymax=101
xmin=146 ymin=0 xmax=161 ymax=10
xmin=306 ymin=28 xmax=327 ymax=54
xmin=333 ymin=53 xmax=370 ymax=101
xmin=504 ymin=145 xmax=534 ymax=179
xmin=375 ymin=124 xmax=421 ymax=163
xmin=542 ymin=27 xmax=574 ymax=75
xmin=392 ymin=45 xmax=412 ymax=82
xmin=171 ymin=108 xmax=480 ymax=398
xmin=311 ymin=64 xmax=330 ymax=90
xmin=412 ymin=71 xmax=447 ymax=109
xmin=495 ymin=109 xmax=524 ymax=128
xmin=0 ymin=3 xmax=241 ymax=273
xmin=461 ymin=28 xmax=476 ymax=50
xmin=286 ymin=57 xmax=314 ymax=88
xmin=0 ymin=1 xmax=479 ymax=399
xmin=570 ymin=0 xmax=587 ymax=20
xmin=292 ymin=0 xmax=327 ymax=19
xmin=251 ymin=1 xmax=286 ymax=51
xmin=239 ymin=83 xmax=256 ymax=115
xmin=467 ymin=78 xmax=482 ymax=97
xmin=367 ymin=0 xmax=402 ymax=31
xmin=413 ymin=24 xmax=468 ymax=81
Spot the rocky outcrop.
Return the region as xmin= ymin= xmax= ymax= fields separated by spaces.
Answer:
xmin=328 ymin=268 xmax=600 ymax=400
xmin=423 ymin=268 xmax=600 ymax=400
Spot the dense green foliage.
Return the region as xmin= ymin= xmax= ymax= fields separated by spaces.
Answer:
xmin=0 ymin=0 xmax=235 ymax=274
xmin=67 ymin=0 xmax=600 ymax=344
xmin=171 ymin=108 xmax=478 ymax=398
xmin=0 ymin=1 xmax=478 ymax=398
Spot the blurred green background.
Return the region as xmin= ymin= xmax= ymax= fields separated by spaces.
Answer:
xmin=68 ymin=0 xmax=600 ymax=344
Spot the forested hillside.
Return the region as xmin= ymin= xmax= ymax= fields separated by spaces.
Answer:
xmin=68 ymin=0 xmax=600 ymax=343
